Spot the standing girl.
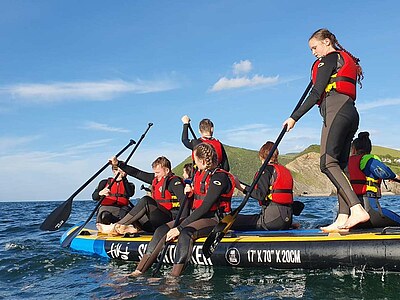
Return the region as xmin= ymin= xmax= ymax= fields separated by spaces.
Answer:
xmin=283 ymin=28 xmax=369 ymax=231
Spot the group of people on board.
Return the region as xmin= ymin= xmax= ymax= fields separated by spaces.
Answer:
xmin=90 ymin=28 xmax=400 ymax=277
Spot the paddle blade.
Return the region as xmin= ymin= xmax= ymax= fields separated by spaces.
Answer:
xmin=61 ymin=223 xmax=85 ymax=248
xmin=202 ymin=214 xmax=235 ymax=258
xmin=40 ymin=198 xmax=73 ymax=231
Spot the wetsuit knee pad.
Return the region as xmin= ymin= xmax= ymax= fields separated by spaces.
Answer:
xmin=319 ymin=154 xmax=328 ymax=174
xmin=98 ymin=211 xmax=114 ymax=224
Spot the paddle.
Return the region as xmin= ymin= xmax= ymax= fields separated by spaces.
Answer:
xmin=152 ymin=193 xmax=189 ymax=276
xmin=202 ymin=81 xmax=313 ymax=258
xmin=392 ymin=178 xmax=400 ymax=184
xmin=188 ymin=123 xmax=197 ymax=140
xmin=40 ymin=139 xmax=136 ymax=231
xmin=61 ymin=122 xmax=153 ymax=248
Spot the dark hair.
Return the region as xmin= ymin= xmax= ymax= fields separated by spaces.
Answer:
xmin=259 ymin=141 xmax=279 ymax=163
xmin=199 ymin=118 xmax=214 ymax=134
xmin=352 ymin=131 xmax=372 ymax=155
xmin=183 ymin=163 xmax=193 ymax=178
xmin=310 ymin=28 xmax=364 ymax=88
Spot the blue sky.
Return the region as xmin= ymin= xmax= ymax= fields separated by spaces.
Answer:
xmin=1 ymin=1 xmax=399 ymax=201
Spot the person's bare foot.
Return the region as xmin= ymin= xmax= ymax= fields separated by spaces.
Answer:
xmin=320 ymin=224 xmax=349 ymax=233
xmin=128 ymin=270 xmax=142 ymax=277
xmin=96 ymin=223 xmax=118 ymax=235
xmin=338 ymin=204 xmax=370 ymax=229
xmin=115 ymin=224 xmax=138 ymax=235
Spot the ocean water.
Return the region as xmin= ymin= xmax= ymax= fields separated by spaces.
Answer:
xmin=2 ymin=196 xmax=400 ymax=299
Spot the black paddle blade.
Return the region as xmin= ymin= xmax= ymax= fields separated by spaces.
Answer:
xmin=40 ymin=198 xmax=73 ymax=231
xmin=202 ymin=214 xmax=235 ymax=258
xmin=61 ymin=223 xmax=85 ymax=248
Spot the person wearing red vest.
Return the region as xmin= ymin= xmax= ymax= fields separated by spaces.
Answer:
xmin=232 ymin=141 xmax=296 ymax=231
xmin=92 ymin=166 xmax=135 ymax=225
xmin=347 ymin=132 xmax=400 ymax=228
xmin=181 ymin=115 xmax=230 ymax=171
xmin=283 ymin=28 xmax=369 ymax=232
xmin=105 ymin=156 xmax=186 ymax=235
xmin=130 ymin=142 xmax=235 ymax=277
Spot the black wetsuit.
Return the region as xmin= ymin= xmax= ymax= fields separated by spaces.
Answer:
xmin=134 ymin=170 xmax=232 ymax=276
xmin=92 ymin=178 xmax=135 ymax=224
xmin=291 ymin=52 xmax=360 ymax=213
xmin=181 ymin=123 xmax=230 ymax=171
xmin=232 ymin=165 xmax=293 ymax=231
xmin=116 ymin=162 xmax=186 ymax=232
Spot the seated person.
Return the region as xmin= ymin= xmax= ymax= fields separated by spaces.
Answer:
xmin=129 ymin=143 xmax=235 ymax=277
xmin=92 ymin=165 xmax=135 ymax=226
xmin=232 ymin=141 xmax=296 ymax=231
xmin=97 ymin=156 xmax=186 ymax=235
xmin=347 ymin=131 xmax=400 ymax=229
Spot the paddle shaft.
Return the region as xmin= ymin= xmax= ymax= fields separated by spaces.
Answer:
xmin=152 ymin=193 xmax=189 ymax=276
xmin=392 ymin=178 xmax=400 ymax=184
xmin=61 ymin=123 xmax=153 ymax=247
xmin=188 ymin=123 xmax=197 ymax=140
xmin=71 ymin=140 xmax=136 ymax=200
xmin=202 ymin=81 xmax=313 ymax=257
xmin=232 ymin=81 xmax=313 ymax=217
xmin=40 ymin=139 xmax=136 ymax=231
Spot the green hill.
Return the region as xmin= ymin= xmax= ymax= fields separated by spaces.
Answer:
xmin=173 ymin=143 xmax=400 ymax=180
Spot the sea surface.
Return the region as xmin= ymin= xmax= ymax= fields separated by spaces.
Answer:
xmin=2 ymin=196 xmax=400 ymax=299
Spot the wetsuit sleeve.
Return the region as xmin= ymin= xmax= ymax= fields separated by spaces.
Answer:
xmin=92 ymin=179 xmax=108 ymax=201
xmin=182 ymin=124 xmax=196 ymax=150
xmin=168 ymin=176 xmax=190 ymax=217
xmin=122 ymin=177 xmax=135 ymax=197
xmin=244 ymin=166 xmax=274 ymax=201
xmin=221 ymin=145 xmax=230 ymax=172
xmin=177 ymin=172 xmax=231 ymax=230
xmin=363 ymin=158 xmax=396 ymax=180
xmin=291 ymin=53 xmax=338 ymax=121
xmin=117 ymin=161 xmax=154 ymax=184
xmin=168 ymin=177 xmax=185 ymax=203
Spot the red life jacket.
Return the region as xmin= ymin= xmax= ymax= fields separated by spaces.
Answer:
xmin=191 ymin=137 xmax=224 ymax=165
xmin=311 ymin=50 xmax=358 ymax=102
xmin=101 ymin=178 xmax=130 ymax=206
xmin=151 ymin=175 xmax=182 ymax=210
xmin=192 ymin=168 xmax=235 ymax=214
xmin=257 ymin=164 xmax=293 ymax=206
xmin=348 ymin=155 xmax=381 ymax=197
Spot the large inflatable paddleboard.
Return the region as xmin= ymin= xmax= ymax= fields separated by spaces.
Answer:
xmin=61 ymin=223 xmax=400 ymax=271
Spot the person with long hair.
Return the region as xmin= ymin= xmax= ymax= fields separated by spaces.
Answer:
xmin=232 ymin=141 xmax=295 ymax=231
xmin=283 ymin=28 xmax=369 ymax=232
xmin=347 ymin=131 xmax=400 ymax=228
xmin=129 ymin=143 xmax=235 ymax=277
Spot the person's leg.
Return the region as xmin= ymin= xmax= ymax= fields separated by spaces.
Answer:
xmin=320 ymin=95 xmax=368 ymax=230
xmin=116 ymin=196 xmax=172 ymax=233
xmin=262 ymin=203 xmax=293 ymax=231
xmin=130 ymin=221 xmax=174 ymax=276
xmin=230 ymin=214 xmax=260 ymax=231
xmin=171 ymin=218 xmax=217 ymax=276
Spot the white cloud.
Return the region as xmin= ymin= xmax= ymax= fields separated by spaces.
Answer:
xmin=210 ymin=75 xmax=279 ymax=92
xmin=233 ymin=60 xmax=252 ymax=75
xmin=1 ymin=79 xmax=179 ymax=103
xmin=0 ymin=135 xmax=41 ymax=153
xmin=83 ymin=121 xmax=130 ymax=133
xmin=357 ymin=98 xmax=400 ymax=112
